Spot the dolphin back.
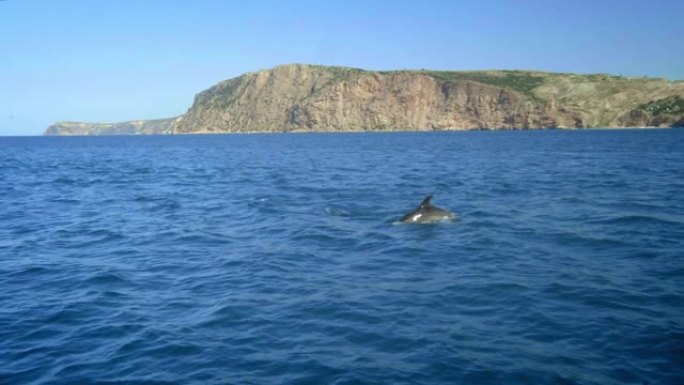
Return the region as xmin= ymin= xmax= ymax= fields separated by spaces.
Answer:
xmin=400 ymin=195 xmax=454 ymax=224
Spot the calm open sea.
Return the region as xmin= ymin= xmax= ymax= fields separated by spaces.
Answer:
xmin=1 ymin=130 xmax=683 ymax=385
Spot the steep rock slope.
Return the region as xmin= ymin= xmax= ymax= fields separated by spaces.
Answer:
xmin=169 ymin=64 xmax=582 ymax=133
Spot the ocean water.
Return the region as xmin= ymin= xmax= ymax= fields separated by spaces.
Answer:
xmin=1 ymin=130 xmax=683 ymax=385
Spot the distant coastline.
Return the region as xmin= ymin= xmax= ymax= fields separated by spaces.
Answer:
xmin=38 ymin=126 xmax=679 ymax=138
xmin=45 ymin=64 xmax=684 ymax=136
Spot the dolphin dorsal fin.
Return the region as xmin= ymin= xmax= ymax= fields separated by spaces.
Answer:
xmin=419 ymin=195 xmax=433 ymax=208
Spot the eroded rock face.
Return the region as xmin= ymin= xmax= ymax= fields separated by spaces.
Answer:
xmin=169 ymin=64 xmax=583 ymax=133
xmin=170 ymin=64 xmax=362 ymax=133
xmin=45 ymin=64 xmax=684 ymax=135
xmin=285 ymin=72 xmax=582 ymax=131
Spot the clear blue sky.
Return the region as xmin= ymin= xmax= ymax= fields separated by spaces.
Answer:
xmin=1 ymin=0 xmax=683 ymax=135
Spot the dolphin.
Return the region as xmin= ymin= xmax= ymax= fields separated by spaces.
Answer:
xmin=399 ymin=195 xmax=455 ymax=224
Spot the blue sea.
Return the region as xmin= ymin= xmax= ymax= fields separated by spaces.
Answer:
xmin=1 ymin=130 xmax=683 ymax=385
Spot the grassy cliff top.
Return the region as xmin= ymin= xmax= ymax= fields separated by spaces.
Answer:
xmin=255 ymin=64 xmax=681 ymax=104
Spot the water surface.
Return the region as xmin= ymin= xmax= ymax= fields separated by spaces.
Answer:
xmin=1 ymin=130 xmax=683 ymax=384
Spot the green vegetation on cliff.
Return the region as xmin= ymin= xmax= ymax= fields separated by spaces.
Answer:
xmin=637 ymin=96 xmax=684 ymax=116
xmin=421 ymin=70 xmax=545 ymax=99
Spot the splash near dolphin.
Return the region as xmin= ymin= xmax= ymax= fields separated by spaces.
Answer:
xmin=399 ymin=195 xmax=455 ymax=224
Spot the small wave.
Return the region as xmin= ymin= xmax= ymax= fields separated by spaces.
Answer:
xmin=83 ymin=271 xmax=130 ymax=286
xmin=170 ymin=232 xmax=229 ymax=245
xmin=150 ymin=201 xmax=182 ymax=212
xmin=91 ymin=380 xmax=179 ymax=385
xmin=54 ymin=229 xmax=127 ymax=249
xmin=598 ymin=213 xmax=684 ymax=226
xmin=9 ymin=265 xmax=52 ymax=277
xmin=196 ymin=304 xmax=253 ymax=329
xmin=43 ymin=306 xmax=95 ymax=326
xmin=325 ymin=207 xmax=352 ymax=217
xmin=133 ymin=196 xmax=156 ymax=203
xmin=391 ymin=216 xmax=458 ymax=226
xmin=134 ymin=196 xmax=182 ymax=212
xmin=50 ymin=176 xmax=76 ymax=185
xmin=144 ymin=342 xmax=204 ymax=358
xmin=289 ymin=229 xmax=340 ymax=244
xmin=49 ymin=197 xmax=81 ymax=204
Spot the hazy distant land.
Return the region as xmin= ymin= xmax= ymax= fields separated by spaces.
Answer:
xmin=45 ymin=64 xmax=684 ymax=135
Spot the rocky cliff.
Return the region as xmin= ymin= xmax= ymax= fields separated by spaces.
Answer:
xmin=45 ymin=64 xmax=684 ymax=135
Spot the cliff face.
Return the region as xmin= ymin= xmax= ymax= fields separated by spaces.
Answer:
xmin=44 ymin=118 xmax=178 ymax=136
xmin=169 ymin=64 xmax=683 ymax=133
xmin=45 ymin=64 xmax=684 ymax=135
xmin=284 ymin=72 xmax=581 ymax=131
xmin=169 ymin=65 xmax=583 ymax=133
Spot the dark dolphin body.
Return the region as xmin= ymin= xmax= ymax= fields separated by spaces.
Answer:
xmin=399 ymin=195 xmax=455 ymax=224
